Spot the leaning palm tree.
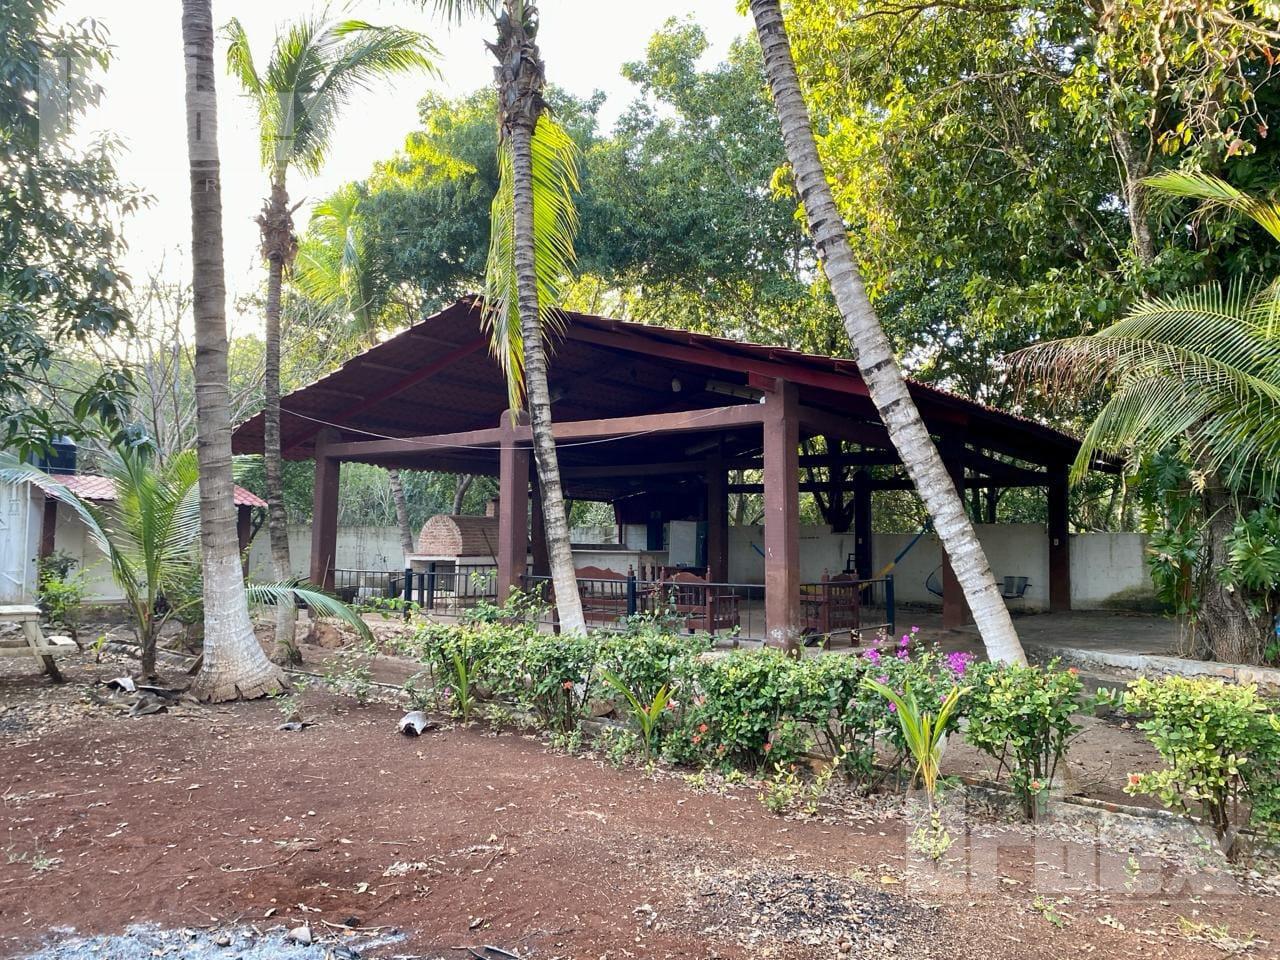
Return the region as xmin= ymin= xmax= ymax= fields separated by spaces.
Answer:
xmin=0 ymin=449 xmax=371 ymax=680
xmin=1014 ymin=171 xmax=1280 ymax=664
xmin=294 ymin=184 xmax=418 ymax=558
xmin=182 ymin=0 xmax=286 ymax=700
xmin=225 ymin=14 xmax=432 ymax=662
xmin=419 ymin=0 xmax=586 ymax=632
xmin=745 ymin=1 xmax=1024 ymax=662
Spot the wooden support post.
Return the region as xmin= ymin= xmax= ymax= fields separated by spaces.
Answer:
xmin=236 ymin=504 xmax=252 ymax=556
xmin=309 ymin=429 xmax=341 ymax=592
xmin=763 ymin=380 xmax=800 ymax=652
xmin=853 ymin=469 xmax=872 ymax=579
xmin=39 ymin=499 xmax=57 ymax=561
xmin=941 ymin=437 xmax=971 ymax=630
xmin=530 ymin=473 xmax=550 ymax=580
xmin=497 ymin=411 xmax=530 ymax=600
xmin=1048 ymin=463 xmax=1071 ymax=613
xmin=706 ymin=455 xmax=728 ymax=582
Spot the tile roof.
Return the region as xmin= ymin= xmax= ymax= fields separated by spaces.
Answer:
xmin=50 ymin=473 xmax=268 ymax=509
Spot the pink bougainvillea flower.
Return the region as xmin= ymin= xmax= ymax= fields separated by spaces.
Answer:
xmin=863 ymin=649 xmax=881 ymax=665
xmin=887 ymin=702 xmax=897 ymax=713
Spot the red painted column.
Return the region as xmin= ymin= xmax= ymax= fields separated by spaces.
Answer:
xmin=763 ymin=380 xmax=800 ymax=652
xmin=309 ymin=429 xmax=341 ymax=591
xmin=497 ymin=411 xmax=530 ymax=600
xmin=1048 ymin=463 xmax=1071 ymax=612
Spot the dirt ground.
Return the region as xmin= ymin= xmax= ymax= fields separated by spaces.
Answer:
xmin=2 ymin=648 xmax=1278 ymax=960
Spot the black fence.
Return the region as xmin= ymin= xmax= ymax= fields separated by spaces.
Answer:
xmin=397 ymin=562 xmax=498 ymax=615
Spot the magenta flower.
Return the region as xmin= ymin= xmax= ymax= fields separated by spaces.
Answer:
xmin=945 ymin=651 xmax=975 ymax=676
xmin=863 ymin=649 xmax=881 ymax=665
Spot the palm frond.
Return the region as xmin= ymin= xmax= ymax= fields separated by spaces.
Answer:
xmin=226 ymin=16 xmax=434 ymax=180
xmin=1144 ymin=170 xmax=1280 ymax=244
xmin=246 ymin=581 xmax=373 ymax=642
xmin=483 ymin=114 xmax=582 ymax=412
xmin=414 ymin=0 xmax=496 ymax=25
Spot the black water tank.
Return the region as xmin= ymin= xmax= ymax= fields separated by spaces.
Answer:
xmin=38 ymin=437 xmax=77 ymax=475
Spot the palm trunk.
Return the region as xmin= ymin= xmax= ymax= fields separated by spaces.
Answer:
xmin=261 ymin=193 xmax=298 ymax=664
xmin=388 ymin=468 xmax=415 ymax=555
xmin=508 ymin=119 xmax=585 ymax=634
xmin=748 ymin=0 xmax=1025 ymax=664
xmin=182 ymin=0 xmax=285 ymax=701
xmin=1198 ymin=473 xmax=1266 ymax=664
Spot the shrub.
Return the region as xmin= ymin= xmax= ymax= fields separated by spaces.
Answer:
xmin=596 ymin=618 xmax=710 ymax=704
xmin=514 ymin=630 xmax=598 ymax=733
xmin=36 ymin=552 xmax=86 ymax=644
xmin=679 ymin=648 xmax=805 ymax=769
xmin=1122 ymin=675 xmax=1280 ymax=855
xmin=963 ymin=660 xmax=1084 ymax=818
xmin=787 ymin=653 xmax=882 ymax=784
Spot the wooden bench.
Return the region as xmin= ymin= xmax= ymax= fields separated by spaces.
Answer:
xmin=0 ymin=605 xmax=72 ymax=682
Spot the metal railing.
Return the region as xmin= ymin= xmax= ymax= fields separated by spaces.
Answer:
xmin=520 ymin=571 xmax=894 ymax=644
xmin=396 ymin=562 xmax=498 ymax=616
xmin=331 ymin=568 xmax=400 ymax=604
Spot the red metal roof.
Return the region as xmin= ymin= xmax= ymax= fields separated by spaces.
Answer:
xmin=50 ymin=474 xmax=267 ymax=509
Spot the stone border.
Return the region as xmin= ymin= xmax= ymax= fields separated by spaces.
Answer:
xmin=1025 ymin=640 xmax=1280 ymax=694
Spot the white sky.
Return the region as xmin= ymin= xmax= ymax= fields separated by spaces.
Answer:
xmin=58 ymin=1 xmax=749 ymax=334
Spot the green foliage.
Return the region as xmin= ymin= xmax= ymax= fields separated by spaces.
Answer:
xmin=680 ymin=649 xmax=803 ymax=769
xmin=483 ymin=113 xmax=582 ymax=411
xmin=1122 ymin=676 xmax=1280 ymax=854
xmin=0 ymin=0 xmax=140 ymax=452
xmin=600 ymin=669 xmax=670 ymax=762
xmin=595 ymin=725 xmax=640 ymax=768
xmin=864 ymin=679 xmax=965 ymax=803
xmin=322 ymin=636 xmax=378 ymax=706
xmin=964 ymin=661 xmax=1085 ymax=818
xmin=35 ymin=552 xmax=85 ymax=643
xmin=224 ymin=15 xmax=433 ymax=182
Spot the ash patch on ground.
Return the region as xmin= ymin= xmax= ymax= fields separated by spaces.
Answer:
xmin=676 ymin=865 xmax=940 ymax=958
xmin=21 ymin=924 xmax=405 ymax=960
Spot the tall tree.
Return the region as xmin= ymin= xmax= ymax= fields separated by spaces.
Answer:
xmin=296 ymin=183 xmax=422 ymax=555
xmin=423 ymin=0 xmax=586 ymax=633
xmin=1016 ymin=172 xmax=1280 ymax=664
xmin=0 ymin=0 xmax=139 ymax=454
xmin=747 ymin=0 xmax=1026 ymax=663
xmin=182 ymin=0 xmax=285 ymax=701
xmin=225 ymin=15 xmax=431 ymax=661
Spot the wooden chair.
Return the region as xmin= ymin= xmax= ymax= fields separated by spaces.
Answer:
xmin=575 ymin=566 xmax=629 ymax=625
xmin=661 ymin=571 xmax=739 ymax=635
xmin=800 ymin=572 xmax=862 ymax=647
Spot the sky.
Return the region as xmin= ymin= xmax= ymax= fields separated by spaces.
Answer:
xmin=58 ymin=1 xmax=749 ymax=334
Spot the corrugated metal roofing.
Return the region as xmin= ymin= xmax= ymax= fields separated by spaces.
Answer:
xmin=231 ymin=296 xmax=1091 ymax=491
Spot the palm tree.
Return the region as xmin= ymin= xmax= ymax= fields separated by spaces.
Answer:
xmin=295 ymin=184 xmax=419 ymax=557
xmin=225 ymin=14 xmax=432 ymax=662
xmin=0 ymin=449 xmax=370 ymax=679
xmin=1015 ymin=171 xmax=1280 ymax=663
xmin=419 ymin=0 xmax=586 ymax=632
xmin=745 ymin=0 xmax=1024 ymax=662
xmin=182 ymin=0 xmax=286 ymax=701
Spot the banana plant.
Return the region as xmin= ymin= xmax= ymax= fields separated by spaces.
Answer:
xmin=0 ymin=448 xmax=370 ymax=680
